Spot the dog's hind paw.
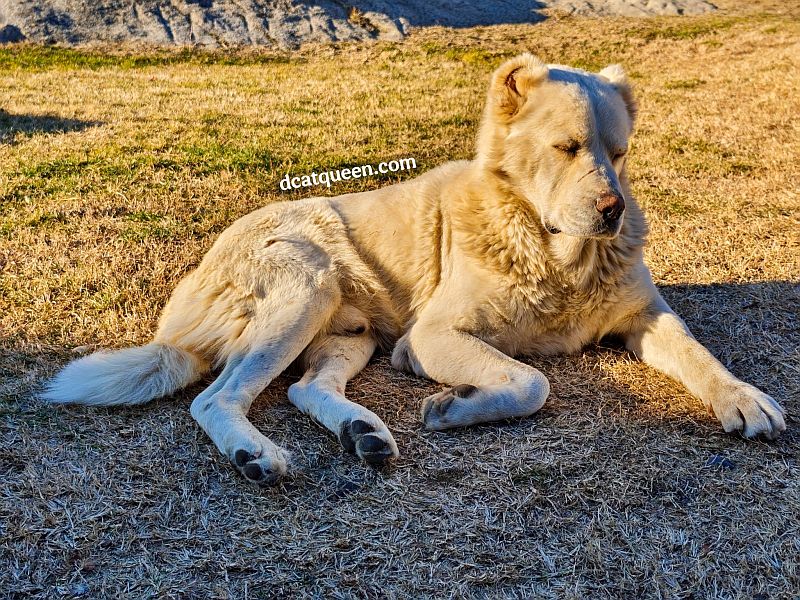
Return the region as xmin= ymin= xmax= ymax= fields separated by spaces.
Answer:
xmin=228 ymin=443 xmax=289 ymax=487
xmin=338 ymin=419 xmax=398 ymax=466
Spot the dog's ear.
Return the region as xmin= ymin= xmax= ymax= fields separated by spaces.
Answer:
xmin=599 ymin=64 xmax=638 ymax=123
xmin=488 ymin=53 xmax=549 ymax=122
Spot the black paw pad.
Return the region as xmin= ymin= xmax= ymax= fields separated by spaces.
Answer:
xmin=234 ymin=449 xmax=254 ymax=467
xmin=243 ymin=462 xmax=264 ymax=480
xmin=452 ymin=384 xmax=478 ymax=398
xmin=339 ymin=419 xmax=375 ymax=453
xmin=358 ymin=434 xmax=392 ymax=466
xmin=351 ymin=420 xmax=375 ymax=435
xmin=358 ymin=433 xmax=388 ymax=454
xmin=241 ymin=462 xmax=280 ymax=487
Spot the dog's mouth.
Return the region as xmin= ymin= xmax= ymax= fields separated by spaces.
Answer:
xmin=543 ymin=221 xmax=561 ymax=235
xmin=595 ymin=213 xmax=624 ymax=238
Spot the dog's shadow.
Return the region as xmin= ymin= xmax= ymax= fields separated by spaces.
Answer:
xmin=198 ymin=280 xmax=800 ymax=431
xmin=657 ymin=281 xmax=798 ymax=390
xmin=518 ymin=281 xmax=799 ymax=436
xmin=12 ymin=280 xmax=797 ymax=465
xmin=0 ymin=109 xmax=101 ymax=145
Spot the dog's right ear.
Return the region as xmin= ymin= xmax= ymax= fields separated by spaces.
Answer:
xmin=488 ymin=54 xmax=549 ymax=122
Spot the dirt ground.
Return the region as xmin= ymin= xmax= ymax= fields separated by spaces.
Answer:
xmin=1 ymin=1 xmax=798 ymax=598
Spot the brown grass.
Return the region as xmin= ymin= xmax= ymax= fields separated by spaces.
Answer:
xmin=1 ymin=1 xmax=799 ymax=598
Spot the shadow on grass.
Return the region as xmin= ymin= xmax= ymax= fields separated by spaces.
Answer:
xmin=2 ymin=280 xmax=796 ymax=443
xmin=0 ymin=109 xmax=100 ymax=144
xmin=505 ymin=281 xmax=798 ymax=442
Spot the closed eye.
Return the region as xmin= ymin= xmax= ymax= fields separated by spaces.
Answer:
xmin=612 ymin=149 xmax=628 ymax=161
xmin=553 ymin=139 xmax=581 ymax=157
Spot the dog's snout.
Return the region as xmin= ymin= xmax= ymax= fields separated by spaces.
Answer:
xmin=595 ymin=193 xmax=625 ymax=221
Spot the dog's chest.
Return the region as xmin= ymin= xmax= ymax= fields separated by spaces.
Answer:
xmin=482 ymin=272 xmax=623 ymax=356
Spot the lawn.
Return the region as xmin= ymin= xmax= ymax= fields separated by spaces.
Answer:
xmin=1 ymin=1 xmax=798 ymax=597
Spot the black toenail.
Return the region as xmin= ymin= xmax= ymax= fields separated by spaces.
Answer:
xmin=350 ymin=420 xmax=375 ymax=435
xmin=339 ymin=424 xmax=356 ymax=453
xmin=358 ymin=434 xmax=387 ymax=454
xmin=452 ymin=384 xmax=478 ymax=398
xmin=234 ymin=449 xmax=252 ymax=467
xmin=243 ymin=462 xmax=263 ymax=480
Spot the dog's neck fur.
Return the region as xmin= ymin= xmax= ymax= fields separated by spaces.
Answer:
xmin=453 ymin=166 xmax=647 ymax=296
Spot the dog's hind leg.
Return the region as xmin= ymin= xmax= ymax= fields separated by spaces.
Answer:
xmin=190 ymin=282 xmax=339 ymax=486
xmin=288 ymin=307 xmax=398 ymax=466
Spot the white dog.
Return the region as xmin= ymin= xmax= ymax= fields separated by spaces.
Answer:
xmin=44 ymin=54 xmax=786 ymax=486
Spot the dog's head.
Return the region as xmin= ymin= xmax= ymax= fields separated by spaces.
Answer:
xmin=477 ymin=53 xmax=637 ymax=239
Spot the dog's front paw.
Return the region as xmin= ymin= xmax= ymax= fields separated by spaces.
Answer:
xmin=708 ymin=383 xmax=786 ymax=440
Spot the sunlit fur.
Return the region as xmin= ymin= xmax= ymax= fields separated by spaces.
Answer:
xmin=43 ymin=54 xmax=786 ymax=485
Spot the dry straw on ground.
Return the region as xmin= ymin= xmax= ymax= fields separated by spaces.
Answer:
xmin=1 ymin=1 xmax=798 ymax=598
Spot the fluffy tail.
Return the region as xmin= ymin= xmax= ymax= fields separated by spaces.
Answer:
xmin=41 ymin=343 xmax=208 ymax=406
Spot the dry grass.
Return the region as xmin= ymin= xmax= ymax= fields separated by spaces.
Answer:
xmin=1 ymin=1 xmax=799 ymax=598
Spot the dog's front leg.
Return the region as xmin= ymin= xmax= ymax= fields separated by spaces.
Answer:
xmin=393 ymin=320 xmax=550 ymax=430
xmin=622 ymin=294 xmax=786 ymax=439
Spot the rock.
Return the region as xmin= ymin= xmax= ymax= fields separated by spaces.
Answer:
xmin=546 ymin=0 xmax=716 ymax=17
xmin=0 ymin=24 xmax=25 ymax=43
xmin=0 ymin=1 xmax=717 ymax=49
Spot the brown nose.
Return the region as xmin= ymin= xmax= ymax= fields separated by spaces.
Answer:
xmin=595 ymin=193 xmax=625 ymax=221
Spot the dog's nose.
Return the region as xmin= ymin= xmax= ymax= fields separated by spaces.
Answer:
xmin=595 ymin=193 xmax=625 ymax=221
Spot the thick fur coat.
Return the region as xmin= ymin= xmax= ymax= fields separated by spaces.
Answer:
xmin=43 ymin=54 xmax=785 ymax=486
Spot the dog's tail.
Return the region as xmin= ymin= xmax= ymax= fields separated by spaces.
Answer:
xmin=41 ymin=343 xmax=208 ymax=406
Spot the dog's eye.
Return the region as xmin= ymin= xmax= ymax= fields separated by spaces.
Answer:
xmin=612 ymin=149 xmax=627 ymax=161
xmin=553 ymin=140 xmax=580 ymax=157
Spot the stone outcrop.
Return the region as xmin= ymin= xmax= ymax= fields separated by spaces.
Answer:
xmin=0 ymin=0 xmax=717 ymax=48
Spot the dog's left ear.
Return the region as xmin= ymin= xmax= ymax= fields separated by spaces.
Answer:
xmin=488 ymin=53 xmax=549 ymax=122
xmin=599 ymin=64 xmax=638 ymax=123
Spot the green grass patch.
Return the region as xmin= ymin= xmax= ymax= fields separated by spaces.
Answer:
xmin=174 ymin=141 xmax=276 ymax=175
xmin=0 ymin=45 xmax=299 ymax=72
xmin=664 ymin=78 xmax=705 ymax=90
xmin=2 ymin=157 xmax=106 ymax=205
xmin=639 ymin=17 xmax=741 ymax=41
xmin=124 ymin=211 xmax=164 ymax=223
xmin=26 ymin=211 xmax=70 ymax=228
xmin=4 ymin=140 xmax=277 ymax=206
xmin=637 ymin=184 xmax=696 ymax=216
xmin=667 ymin=135 xmax=732 ymax=157
xmin=419 ymin=43 xmax=510 ymax=66
xmin=119 ymin=221 xmax=182 ymax=243
xmin=21 ymin=156 xmax=99 ymax=179
xmin=664 ymin=134 xmax=756 ymax=176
